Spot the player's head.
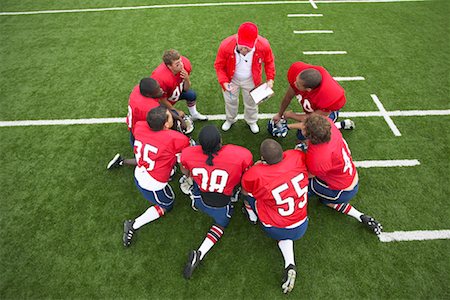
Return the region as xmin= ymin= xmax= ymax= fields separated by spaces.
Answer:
xmin=147 ymin=105 xmax=173 ymax=131
xmin=260 ymin=139 xmax=283 ymax=165
xmin=296 ymin=69 xmax=322 ymax=91
xmin=304 ymin=113 xmax=331 ymax=144
xmin=198 ymin=125 xmax=222 ymax=166
xmin=163 ymin=49 xmax=183 ymax=74
xmin=237 ymin=22 xmax=258 ymax=55
xmin=139 ymin=78 xmax=163 ymax=98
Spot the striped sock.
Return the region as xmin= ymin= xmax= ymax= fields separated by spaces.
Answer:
xmin=330 ymin=203 xmax=363 ymax=222
xmin=198 ymin=225 xmax=224 ymax=260
xmin=133 ymin=205 xmax=165 ymax=229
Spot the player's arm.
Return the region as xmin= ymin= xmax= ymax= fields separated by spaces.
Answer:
xmin=159 ymin=97 xmax=185 ymax=118
xmin=313 ymin=109 xmax=331 ymax=116
xmin=284 ymin=110 xmax=307 ymax=123
xmin=273 ymin=86 xmax=296 ymax=122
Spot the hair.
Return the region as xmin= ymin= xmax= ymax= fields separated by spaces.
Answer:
xmin=146 ymin=106 xmax=168 ymax=131
xmin=162 ymin=49 xmax=181 ymax=66
xmin=299 ymin=69 xmax=322 ymax=89
xmin=304 ymin=113 xmax=332 ymax=144
xmin=260 ymin=139 xmax=283 ymax=165
xmin=139 ymin=78 xmax=160 ymax=98
xmin=198 ymin=125 xmax=222 ymax=166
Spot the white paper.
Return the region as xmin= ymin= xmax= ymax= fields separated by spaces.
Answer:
xmin=250 ymin=83 xmax=274 ymax=105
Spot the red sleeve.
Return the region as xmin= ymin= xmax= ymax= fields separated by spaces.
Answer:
xmin=173 ymin=132 xmax=190 ymax=154
xmin=182 ymin=56 xmax=192 ymax=74
xmin=261 ymin=38 xmax=275 ymax=81
xmin=214 ymin=38 xmax=232 ymax=87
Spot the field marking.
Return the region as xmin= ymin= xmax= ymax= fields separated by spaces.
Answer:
xmin=0 ymin=0 xmax=425 ymax=16
xmin=303 ymin=51 xmax=347 ymax=55
xmin=1 ymin=109 xmax=449 ymax=127
xmin=333 ymin=76 xmax=365 ymax=81
xmin=378 ymin=230 xmax=450 ymax=242
xmin=309 ymin=0 xmax=319 ymax=9
xmin=371 ymin=94 xmax=401 ymax=136
xmin=294 ymin=30 xmax=333 ymax=34
xmin=354 ymin=159 xmax=420 ymax=168
xmin=288 ymin=13 xmax=323 ymax=17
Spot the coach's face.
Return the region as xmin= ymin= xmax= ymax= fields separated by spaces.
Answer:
xmin=168 ymin=57 xmax=184 ymax=75
xmin=237 ymin=45 xmax=252 ymax=56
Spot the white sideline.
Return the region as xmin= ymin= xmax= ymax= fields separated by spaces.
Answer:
xmin=303 ymin=51 xmax=347 ymax=55
xmin=1 ymin=109 xmax=449 ymax=127
xmin=333 ymin=76 xmax=365 ymax=81
xmin=309 ymin=0 xmax=319 ymax=9
xmin=0 ymin=0 xmax=426 ymax=16
xmin=354 ymin=160 xmax=420 ymax=168
xmin=378 ymin=230 xmax=450 ymax=242
xmin=294 ymin=30 xmax=333 ymax=34
xmin=371 ymin=94 xmax=401 ymax=136
xmin=288 ymin=14 xmax=323 ymax=17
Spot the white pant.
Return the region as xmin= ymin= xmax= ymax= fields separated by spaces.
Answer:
xmin=222 ymin=77 xmax=257 ymax=124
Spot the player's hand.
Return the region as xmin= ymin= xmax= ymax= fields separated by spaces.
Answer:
xmin=180 ymin=68 xmax=189 ymax=80
xmin=283 ymin=110 xmax=295 ymax=119
xmin=177 ymin=109 xmax=185 ymax=118
xmin=272 ymin=113 xmax=282 ymax=123
xmin=266 ymin=79 xmax=274 ymax=89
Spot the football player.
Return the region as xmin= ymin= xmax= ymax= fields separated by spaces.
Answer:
xmin=241 ymin=139 xmax=309 ymax=294
xmin=180 ymin=125 xmax=253 ymax=279
xmin=272 ymin=61 xmax=354 ymax=140
xmin=151 ymin=49 xmax=208 ymax=121
xmin=122 ymin=106 xmax=190 ymax=247
xmin=301 ymin=113 xmax=382 ymax=234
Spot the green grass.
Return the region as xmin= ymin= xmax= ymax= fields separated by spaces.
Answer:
xmin=1 ymin=0 xmax=450 ymax=299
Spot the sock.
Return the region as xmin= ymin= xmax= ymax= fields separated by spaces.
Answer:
xmin=330 ymin=203 xmax=363 ymax=222
xmin=244 ymin=203 xmax=258 ymax=222
xmin=133 ymin=205 xmax=165 ymax=229
xmin=334 ymin=121 xmax=342 ymax=129
xmin=278 ymin=240 xmax=295 ymax=268
xmin=198 ymin=225 xmax=224 ymax=260
xmin=188 ymin=103 xmax=198 ymax=114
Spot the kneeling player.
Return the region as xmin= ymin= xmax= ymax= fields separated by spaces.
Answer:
xmin=241 ymin=139 xmax=309 ymax=294
xmin=301 ymin=113 xmax=382 ymax=234
xmin=122 ymin=106 xmax=190 ymax=247
xmin=180 ymin=125 xmax=253 ymax=279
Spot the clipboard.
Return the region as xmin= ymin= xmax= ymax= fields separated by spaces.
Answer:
xmin=250 ymin=83 xmax=274 ymax=105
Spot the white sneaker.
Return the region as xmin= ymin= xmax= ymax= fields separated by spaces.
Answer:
xmin=190 ymin=112 xmax=208 ymax=121
xmin=341 ymin=119 xmax=355 ymax=130
xmin=221 ymin=120 xmax=236 ymax=131
xmin=248 ymin=123 xmax=259 ymax=134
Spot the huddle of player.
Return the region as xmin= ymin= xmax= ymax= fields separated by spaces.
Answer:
xmin=107 ymin=24 xmax=382 ymax=295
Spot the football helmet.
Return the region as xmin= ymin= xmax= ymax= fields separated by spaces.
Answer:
xmin=268 ymin=118 xmax=289 ymax=138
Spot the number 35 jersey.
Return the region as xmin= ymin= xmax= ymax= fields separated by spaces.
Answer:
xmin=180 ymin=144 xmax=253 ymax=196
xmin=241 ymin=150 xmax=309 ymax=228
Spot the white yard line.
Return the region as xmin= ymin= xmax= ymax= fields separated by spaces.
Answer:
xmin=287 ymin=13 xmax=323 ymax=17
xmin=303 ymin=51 xmax=347 ymax=55
xmin=378 ymin=230 xmax=450 ymax=242
xmin=294 ymin=30 xmax=334 ymax=34
xmin=354 ymin=159 xmax=420 ymax=168
xmin=1 ymin=109 xmax=449 ymax=127
xmin=371 ymin=94 xmax=402 ymax=136
xmin=333 ymin=76 xmax=365 ymax=81
xmin=0 ymin=0 xmax=425 ymax=16
xmin=309 ymin=0 xmax=319 ymax=9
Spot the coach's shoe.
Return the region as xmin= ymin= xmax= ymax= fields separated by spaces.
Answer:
xmin=107 ymin=154 xmax=124 ymax=170
xmin=360 ymin=215 xmax=383 ymax=235
xmin=123 ymin=220 xmax=136 ymax=247
xmin=282 ymin=264 xmax=297 ymax=294
xmin=221 ymin=120 xmax=237 ymax=131
xmin=341 ymin=119 xmax=355 ymax=130
xmin=190 ymin=112 xmax=208 ymax=121
xmin=248 ymin=123 xmax=260 ymax=134
xmin=183 ymin=250 xmax=201 ymax=279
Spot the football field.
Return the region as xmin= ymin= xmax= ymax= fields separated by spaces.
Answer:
xmin=1 ymin=0 xmax=449 ymax=298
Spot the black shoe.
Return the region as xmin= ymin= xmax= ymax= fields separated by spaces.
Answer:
xmin=107 ymin=154 xmax=124 ymax=170
xmin=360 ymin=215 xmax=383 ymax=235
xmin=282 ymin=264 xmax=297 ymax=294
xmin=241 ymin=206 xmax=257 ymax=225
xmin=123 ymin=220 xmax=136 ymax=247
xmin=340 ymin=119 xmax=355 ymax=130
xmin=183 ymin=250 xmax=201 ymax=279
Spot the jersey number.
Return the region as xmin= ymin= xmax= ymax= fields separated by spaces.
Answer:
xmin=168 ymin=82 xmax=184 ymax=102
xmin=342 ymin=140 xmax=353 ymax=175
xmin=192 ymin=168 xmax=229 ymax=193
xmin=134 ymin=140 xmax=158 ymax=171
xmin=126 ymin=105 xmax=132 ymax=129
xmin=271 ymin=173 xmax=308 ymax=217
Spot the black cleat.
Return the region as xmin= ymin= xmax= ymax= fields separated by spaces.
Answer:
xmin=107 ymin=153 xmax=124 ymax=170
xmin=282 ymin=264 xmax=297 ymax=294
xmin=123 ymin=220 xmax=136 ymax=247
xmin=241 ymin=206 xmax=258 ymax=225
xmin=360 ymin=215 xmax=383 ymax=235
xmin=183 ymin=250 xmax=201 ymax=279
xmin=341 ymin=119 xmax=355 ymax=130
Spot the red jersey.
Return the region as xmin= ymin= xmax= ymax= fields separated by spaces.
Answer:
xmin=133 ymin=121 xmax=189 ymax=188
xmin=181 ymin=144 xmax=253 ymax=196
xmin=126 ymin=85 xmax=160 ymax=131
xmin=287 ymin=62 xmax=346 ymax=113
xmin=241 ymin=150 xmax=308 ymax=228
xmin=306 ymin=118 xmax=356 ymax=190
xmin=150 ymin=56 xmax=192 ymax=105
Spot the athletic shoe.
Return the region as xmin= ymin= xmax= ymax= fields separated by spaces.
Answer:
xmin=123 ymin=220 xmax=136 ymax=247
xmin=221 ymin=120 xmax=236 ymax=131
xmin=179 ymin=175 xmax=194 ymax=195
xmin=361 ymin=215 xmax=383 ymax=235
xmin=230 ymin=187 xmax=241 ymax=203
xmin=248 ymin=123 xmax=259 ymax=134
xmin=282 ymin=264 xmax=297 ymax=294
xmin=107 ymin=154 xmax=124 ymax=170
xmin=294 ymin=142 xmax=308 ymax=152
xmin=183 ymin=250 xmax=201 ymax=279
xmin=341 ymin=119 xmax=355 ymax=130
xmin=190 ymin=112 xmax=208 ymax=121
xmin=242 ymin=206 xmax=257 ymax=225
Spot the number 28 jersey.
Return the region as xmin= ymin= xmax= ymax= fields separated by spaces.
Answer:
xmin=180 ymin=145 xmax=253 ymax=196
xmin=241 ymin=150 xmax=309 ymax=228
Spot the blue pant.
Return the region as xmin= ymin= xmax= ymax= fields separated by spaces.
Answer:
xmin=134 ymin=178 xmax=175 ymax=211
xmin=179 ymin=90 xmax=197 ymax=104
xmin=309 ymin=177 xmax=359 ymax=205
xmin=296 ymin=111 xmax=339 ymax=140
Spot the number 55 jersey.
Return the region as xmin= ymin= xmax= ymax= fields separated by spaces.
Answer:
xmin=241 ymin=150 xmax=309 ymax=228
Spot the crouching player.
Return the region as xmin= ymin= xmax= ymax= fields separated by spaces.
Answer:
xmin=122 ymin=106 xmax=190 ymax=247
xmin=301 ymin=113 xmax=382 ymax=234
xmin=180 ymin=125 xmax=253 ymax=279
xmin=241 ymin=139 xmax=309 ymax=294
